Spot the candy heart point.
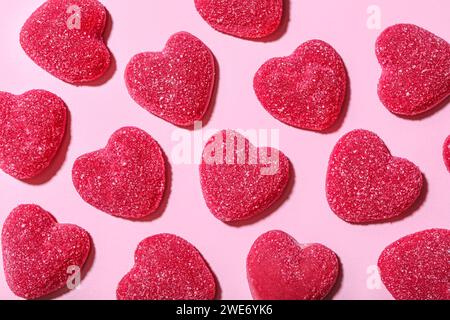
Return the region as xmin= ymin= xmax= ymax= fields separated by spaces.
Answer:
xmin=72 ymin=127 xmax=166 ymax=219
xmin=194 ymin=0 xmax=284 ymax=39
xmin=326 ymin=129 xmax=423 ymax=223
xmin=125 ymin=31 xmax=215 ymax=126
xmin=1 ymin=204 xmax=91 ymax=299
xmin=378 ymin=229 xmax=450 ymax=300
xmin=200 ymin=130 xmax=290 ymax=222
xmin=20 ymin=0 xmax=111 ymax=84
xmin=117 ymin=234 xmax=216 ymax=300
xmin=0 ymin=90 xmax=67 ymax=180
xmin=254 ymin=40 xmax=347 ymax=131
xmin=376 ymin=24 xmax=450 ymax=116
xmin=247 ymin=230 xmax=340 ymax=300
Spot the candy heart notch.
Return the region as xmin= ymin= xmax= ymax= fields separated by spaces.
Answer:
xmin=376 ymin=24 xmax=450 ymax=116
xmin=326 ymin=129 xmax=423 ymax=223
xmin=254 ymin=40 xmax=348 ymax=131
xmin=2 ymin=204 xmax=91 ymax=299
xmin=0 ymin=90 xmax=67 ymax=180
xmin=378 ymin=229 xmax=450 ymax=300
xmin=117 ymin=234 xmax=216 ymax=300
xmin=200 ymin=130 xmax=290 ymax=222
xmin=194 ymin=0 xmax=284 ymax=39
xmin=125 ymin=32 xmax=215 ymax=127
xmin=72 ymin=127 xmax=166 ymax=219
xmin=20 ymin=0 xmax=111 ymax=84
xmin=247 ymin=230 xmax=339 ymax=300
xmin=444 ymin=135 xmax=450 ymax=172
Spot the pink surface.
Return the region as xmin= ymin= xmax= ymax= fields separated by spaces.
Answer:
xmin=0 ymin=0 xmax=449 ymax=300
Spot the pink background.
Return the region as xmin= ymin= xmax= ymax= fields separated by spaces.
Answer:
xmin=0 ymin=0 xmax=449 ymax=300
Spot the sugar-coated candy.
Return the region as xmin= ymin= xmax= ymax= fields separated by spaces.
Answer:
xmin=326 ymin=129 xmax=423 ymax=223
xmin=0 ymin=90 xmax=67 ymax=180
xmin=444 ymin=135 xmax=450 ymax=172
xmin=376 ymin=24 xmax=450 ymax=116
xmin=20 ymin=0 xmax=111 ymax=84
xmin=2 ymin=204 xmax=91 ymax=299
xmin=117 ymin=234 xmax=216 ymax=300
xmin=194 ymin=0 xmax=283 ymax=39
xmin=125 ymin=32 xmax=215 ymax=127
xmin=247 ymin=230 xmax=339 ymax=300
xmin=254 ymin=40 xmax=347 ymax=131
xmin=72 ymin=127 xmax=166 ymax=219
xmin=200 ymin=130 xmax=290 ymax=222
xmin=378 ymin=229 xmax=450 ymax=300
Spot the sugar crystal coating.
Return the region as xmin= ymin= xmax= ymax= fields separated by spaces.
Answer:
xmin=0 ymin=90 xmax=67 ymax=180
xmin=1 ymin=204 xmax=91 ymax=299
xmin=326 ymin=129 xmax=423 ymax=223
xmin=72 ymin=127 xmax=166 ymax=219
xmin=254 ymin=40 xmax=347 ymax=131
xmin=200 ymin=130 xmax=290 ymax=222
xmin=378 ymin=229 xmax=450 ymax=300
xmin=194 ymin=0 xmax=283 ymax=39
xmin=247 ymin=230 xmax=339 ymax=300
xmin=376 ymin=24 xmax=450 ymax=116
xmin=117 ymin=234 xmax=216 ymax=300
xmin=444 ymin=135 xmax=450 ymax=172
xmin=20 ymin=0 xmax=111 ymax=84
xmin=125 ymin=32 xmax=215 ymax=127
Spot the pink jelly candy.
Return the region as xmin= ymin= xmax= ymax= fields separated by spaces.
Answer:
xmin=0 ymin=90 xmax=67 ymax=180
xmin=72 ymin=127 xmax=166 ymax=219
xmin=2 ymin=204 xmax=91 ymax=299
xmin=117 ymin=234 xmax=216 ymax=300
xmin=20 ymin=0 xmax=111 ymax=84
xmin=254 ymin=40 xmax=348 ymax=131
xmin=200 ymin=130 xmax=290 ymax=222
xmin=125 ymin=32 xmax=215 ymax=127
xmin=376 ymin=24 xmax=450 ymax=116
xmin=194 ymin=0 xmax=283 ymax=39
xmin=378 ymin=229 xmax=450 ymax=300
xmin=326 ymin=129 xmax=423 ymax=223
xmin=247 ymin=230 xmax=339 ymax=300
xmin=444 ymin=135 xmax=450 ymax=172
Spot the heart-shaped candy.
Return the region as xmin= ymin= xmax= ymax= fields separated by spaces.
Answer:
xmin=247 ymin=230 xmax=339 ymax=300
xmin=2 ymin=204 xmax=91 ymax=299
xmin=254 ymin=40 xmax=348 ymax=131
xmin=117 ymin=234 xmax=216 ymax=300
xmin=20 ymin=0 xmax=111 ymax=84
xmin=376 ymin=24 xmax=450 ymax=116
xmin=125 ymin=32 xmax=215 ymax=127
xmin=444 ymin=135 xmax=450 ymax=172
xmin=326 ymin=129 xmax=423 ymax=223
xmin=0 ymin=90 xmax=67 ymax=180
xmin=200 ymin=130 xmax=290 ymax=222
xmin=378 ymin=229 xmax=450 ymax=300
xmin=72 ymin=127 xmax=166 ymax=219
xmin=194 ymin=0 xmax=283 ymax=39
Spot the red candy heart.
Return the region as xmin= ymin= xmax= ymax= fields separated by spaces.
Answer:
xmin=200 ymin=130 xmax=290 ymax=222
xmin=117 ymin=234 xmax=216 ymax=300
xmin=194 ymin=0 xmax=283 ymax=39
xmin=20 ymin=0 xmax=111 ymax=84
xmin=247 ymin=230 xmax=339 ymax=300
xmin=125 ymin=32 xmax=215 ymax=127
xmin=326 ymin=129 xmax=423 ymax=223
xmin=72 ymin=127 xmax=166 ymax=219
xmin=254 ymin=40 xmax=347 ymax=131
xmin=0 ymin=90 xmax=67 ymax=180
xmin=2 ymin=204 xmax=91 ymax=299
xmin=376 ymin=24 xmax=450 ymax=116
xmin=378 ymin=229 xmax=450 ymax=300
xmin=444 ymin=135 xmax=450 ymax=172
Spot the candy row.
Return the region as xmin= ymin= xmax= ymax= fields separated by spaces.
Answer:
xmin=2 ymin=204 xmax=449 ymax=300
